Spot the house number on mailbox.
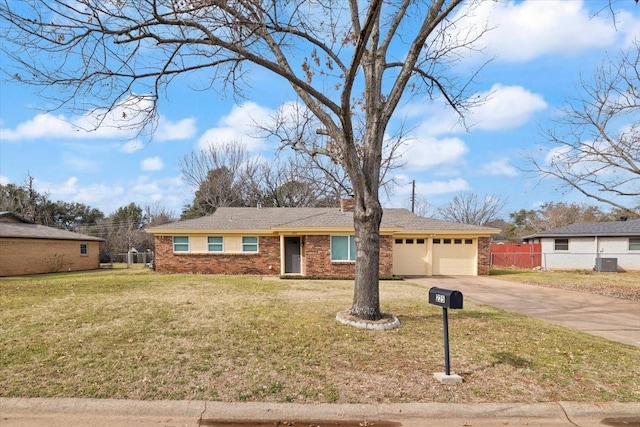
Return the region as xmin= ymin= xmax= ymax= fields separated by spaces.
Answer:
xmin=435 ymin=294 xmax=446 ymax=304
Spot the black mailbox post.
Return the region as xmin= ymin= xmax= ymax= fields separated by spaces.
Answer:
xmin=429 ymin=287 xmax=463 ymax=377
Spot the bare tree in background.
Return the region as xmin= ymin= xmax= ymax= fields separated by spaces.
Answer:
xmin=179 ymin=141 xmax=259 ymax=217
xmin=527 ymin=42 xmax=640 ymax=215
xmin=505 ymin=202 xmax=609 ymax=242
xmin=144 ymin=203 xmax=177 ymax=227
xmin=0 ymin=174 xmax=50 ymax=223
xmin=1 ymin=0 xmax=487 ymax=320
xmin=437 ymin=192 xmax=507 ymax=226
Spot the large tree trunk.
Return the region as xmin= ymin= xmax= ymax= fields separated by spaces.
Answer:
xmin=350 ymin=194 xmax=383 ymax=320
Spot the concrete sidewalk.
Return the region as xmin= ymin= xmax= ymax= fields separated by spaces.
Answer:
xmin=406 ymin=275 xmax=640 ymax=347
xmin=2 ymin=398 xmax=639 ymax=427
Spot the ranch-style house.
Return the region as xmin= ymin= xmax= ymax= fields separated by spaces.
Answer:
xmin=146 ymin=200 xmax=499 ymax=277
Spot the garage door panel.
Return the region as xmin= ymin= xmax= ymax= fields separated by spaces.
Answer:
xmin=393 ymin=239 xmax=427 ymax=276
xmin=432 ymin=240 xmax=476 ymax=276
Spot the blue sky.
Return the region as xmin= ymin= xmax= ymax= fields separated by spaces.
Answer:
xmin=1 ymin=0 xmax=639 ymax=218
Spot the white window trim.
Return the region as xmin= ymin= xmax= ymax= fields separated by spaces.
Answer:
xmin=629 ymin=237 xmax=640 ymax=251
xmin=242 ymin=236 xmax=259 ymax=253
xmin=331 ymin=235 xmax=356 ymax=262
xmin=173 ymin=236 xmax=190 ymax=252
xmin=208 ymin=236 xmax=224 ymax=252
xmin=554 ymin=238 xmax=569 ymax=251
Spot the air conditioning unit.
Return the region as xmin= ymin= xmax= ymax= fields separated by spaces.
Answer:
xmin=595 ymin=258 xmax=617 ymax=272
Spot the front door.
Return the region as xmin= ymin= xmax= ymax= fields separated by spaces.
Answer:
xmin=284 ymin=237 xmax=301 ymax=274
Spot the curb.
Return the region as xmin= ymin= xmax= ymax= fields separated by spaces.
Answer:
xmin=2 ymin=398 xmax=639 ymax=421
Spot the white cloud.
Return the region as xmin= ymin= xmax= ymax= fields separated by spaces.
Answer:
xmin=141 ymin=157 xmax=164 ymax=171
xmin=0 ymin=175 xmax=9 ymax=185
xmin=400 ymin=85 xmax=546 ymax=137
xmin=37 ymin=174 xmax=188 ymax=216
xmin=197 ymin=102 xmax=275 ymax=152
xmin=457 ymin=0 xmax=626 ymax=63
xmin=120 ymin=140 xmax=145 ymax=153
xmin=40 ymin=177 xmax=124 ymax=208
xmin=403 ymin=136 xmax=468 ymax=169
xmin=617 ymin=10 xmax=640 ymax=48
xmin=419 ymin=178 xmax=471 ymax=195
xmin=156 ymin=117 xmax=197 ymax=141
xmin=0 ymin=95 xmax=194 ymax=142
xmin=468 ymin=85 xmax=547 ymax=131
xmin=481 ymin=159 xmax=518 ymax=177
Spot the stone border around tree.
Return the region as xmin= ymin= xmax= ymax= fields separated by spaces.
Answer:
xmin=335 ymin=310 xmax=401 ymax=330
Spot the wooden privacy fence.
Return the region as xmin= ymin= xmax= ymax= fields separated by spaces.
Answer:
xmin=490 ymin=243 xmax=541 ymax=269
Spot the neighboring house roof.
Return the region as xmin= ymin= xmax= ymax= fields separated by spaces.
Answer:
xmin=0 ymin=211 xmax=103 ymax=241
xmin=0 ymin=211 xmax=34 ymax=224
xmin=146 ymin=207 xmax=499 ymax=235
xmin=523 ymin=219 xmax=640 ymax=239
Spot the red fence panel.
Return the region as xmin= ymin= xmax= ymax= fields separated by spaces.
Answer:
xmin=490 ymin=243 xmax=541 ymax=269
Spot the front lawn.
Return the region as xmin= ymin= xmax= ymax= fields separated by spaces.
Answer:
xmin=1 ymin=269 xmax=639 ymax=403
xmin=490 ymin=269 xmax=640 ymax=300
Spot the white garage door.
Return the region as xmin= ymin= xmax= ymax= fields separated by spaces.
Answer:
xmin=393 ymin=238 xmax=427 ymax=276
xmin=432 ymin=238 xmax=477 ymax=276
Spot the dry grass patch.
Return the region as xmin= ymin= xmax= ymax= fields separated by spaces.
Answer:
xmin=1 ymin=269 xmax=639 ymax=404
xmin=490 ymin=269 xmax=640 ymax=300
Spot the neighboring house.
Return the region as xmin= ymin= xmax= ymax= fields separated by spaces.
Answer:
xmin=0 ymin=211 xmax=104 ymax=277
xmin=145 ymin=200 xmax=499 ymax=277
xmin=523 ymin=218 xmax=640 ymax=272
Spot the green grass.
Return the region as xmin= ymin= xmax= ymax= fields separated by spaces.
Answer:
xmin=1 ymin=269 xmax=639 ymax=403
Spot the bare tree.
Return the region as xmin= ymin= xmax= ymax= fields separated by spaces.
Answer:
xmin=527 ymin=42 xmax=640 ymax=216
xmin=179 ymin=141 xmax=259 ymax=216
xmin=1 ymin=0 xmax=486 ymax=320
xmin=437 ymin=192 xmax=507 ymax=225
xmin=0 ymin=174 xmax=50 ymax=223
xmin=255 ymin=152 xmax=350 ymax=207
xmin=144 ymin=203 xmax=177 ymax=227
xmin=505 ymin=202 xmax=608 ymax=242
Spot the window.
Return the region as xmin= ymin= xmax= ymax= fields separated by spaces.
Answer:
xmin=173 ymin=236 xmax=189 ymax=252
xmin=242 ymin=236 xmax=258 ymax=252
xmin=443 ymin=239 xmax=452 ymax=244
xmin=454 ymin=239 xmax=462 ymax=244
xmin=433 ymin=239 xmax=441 ymax=244
xmin=395 ymin=239 xmax=403 ymax=244
xmin=630 ymin=238 xmax=640 ymax=251
xmin=80 ymin=244 xmax=88 ymax=255
xmin=331 ymin=235 xmax=356 ymax=261
xmin=554 ymin=238 xmax=569 ymax=251
xmin=208 ymin=236 xmax=223 ymax=252
xmin=417 ymin=239 xmax=425 ymax=244
xmin=406 ymin=239 xmax=414 ymax=244
xmin=465 ymin=239 xmax=473 ymax=244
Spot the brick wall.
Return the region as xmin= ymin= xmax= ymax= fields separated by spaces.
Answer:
xmin=154 ymin=235 xmax=281 ymax=275
xmin=303 ymin=235 xmax=393 ymax=277
xmin=477 ymin=236 xmax=491 ymax=275
xmin=154 ymin=234 xmax=394 ymax=277
xmin=0 ymin=238 xmax=101 ymax=277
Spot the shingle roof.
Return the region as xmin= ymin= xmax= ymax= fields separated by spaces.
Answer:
xmin=146 ymin=207 xmax=498 ymax=234
xmin=0 ymin=212 xmax=103 ymax=241
xmin=523 ymin=219 xmax=640 ymax=239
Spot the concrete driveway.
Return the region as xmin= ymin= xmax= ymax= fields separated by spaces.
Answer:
xmin=406 ymin=275 xmax=640 ymax=348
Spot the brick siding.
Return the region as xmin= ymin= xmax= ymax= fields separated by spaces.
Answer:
xmin=477 ymin=236 xmax=491 ymax=275
xmin=154 ymin=234 xmax=394 ymax=277
xmin=0 ymin=238 xmax=101 ymax=276
xmin=154 ymin=235 xmax=281 ymax=275
xmin=302 ymin=235 xmax=393 ymax=277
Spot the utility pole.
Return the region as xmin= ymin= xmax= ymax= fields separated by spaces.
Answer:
xmin=411 ymin=180 xmax=416 ymax=213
